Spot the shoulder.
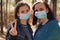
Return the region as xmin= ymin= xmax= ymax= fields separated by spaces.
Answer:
xmin=48 ymin=19 xmax=58 ymax=25
xmin=46 ymin=19 xmax=59 ymax=30
xmin=49 ymin=19 xmax=58 ymax=23
xmin=48 ymin=19 xmax=59 ymax=30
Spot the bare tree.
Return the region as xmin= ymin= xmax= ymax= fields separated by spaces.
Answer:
xmin=52 ymin=0 xmax=57 ymax=17
xmin=0 ymin=0 xmax=3 ymax=33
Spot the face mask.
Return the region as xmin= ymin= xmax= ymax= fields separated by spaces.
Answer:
xmin=19 ymin=12 xmax=31 ymax=20
xmin=35 ymin=11 xmax=46 ymax=19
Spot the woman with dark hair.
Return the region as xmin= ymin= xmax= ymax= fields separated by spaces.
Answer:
xmin=32 ymin=2 xmax=59 ymax=40
xmin=6 ymin=2 xmax=33 ymax=40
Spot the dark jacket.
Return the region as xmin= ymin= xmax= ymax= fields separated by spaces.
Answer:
xmin=34 ymin=19 xmax=60 ymax=40
xmin=6 ymin=20 xmax=33 ymax=40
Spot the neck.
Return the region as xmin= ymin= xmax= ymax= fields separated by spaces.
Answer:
xmin=20 ymin=20 xmax=27 ymax=25
xmin=41 ymin=17 xmax=48 ymax=25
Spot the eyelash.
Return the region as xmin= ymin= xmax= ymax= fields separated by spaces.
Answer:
xmin=26 ymin=10 xmax=29 ymax=12
xmin=21 ymin=10 xmax=29 ymax=13
xmin=35 ymin=9 xmax=44 ymax=11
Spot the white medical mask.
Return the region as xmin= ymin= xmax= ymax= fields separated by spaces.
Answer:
xmin=35 ymin=11 xmax=46 ymax=19
xmin=19 ymin=12 xmax=31 ymax=20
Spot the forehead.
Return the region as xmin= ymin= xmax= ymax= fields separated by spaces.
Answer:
xmin=35 ymin=3 xmax=46 ymax=9
xmin=19 ymin=5 xmax=30 ymax=10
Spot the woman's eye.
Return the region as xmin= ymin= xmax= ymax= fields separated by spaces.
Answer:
xmin=26 ymin=10 xmax=29 ymax=12
xmin=21 ymin=11 xmax=24 ymax=13
xmin=39 ymin=8 xmax=44 ymax=11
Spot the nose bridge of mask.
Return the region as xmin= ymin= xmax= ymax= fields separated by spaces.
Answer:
xmin=19 ymin=12 xmax=31 ymax=20
xmin=35 ymin=11 xmax=43 ymax=17
xmin=35 ymin=11 xmax=46 ymax=19
xmin=39 ymin=11 xmax=46 ymax=16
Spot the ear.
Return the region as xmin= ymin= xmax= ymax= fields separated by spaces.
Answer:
xmin=17 ymin=13 xmax=19 ymax=17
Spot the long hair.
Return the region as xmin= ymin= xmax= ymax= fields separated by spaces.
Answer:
xmin=32 ymin=2 xmax=55 ymax=25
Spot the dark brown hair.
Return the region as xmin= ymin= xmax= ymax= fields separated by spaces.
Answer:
xmin=32 ymin=2 xmax=55 ymax=25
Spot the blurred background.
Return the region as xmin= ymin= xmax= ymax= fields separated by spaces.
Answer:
xmin=0 ymin=0 xmax=60 ymax=40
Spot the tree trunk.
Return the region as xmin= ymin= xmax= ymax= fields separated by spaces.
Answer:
xmin=1 ymin=0 xmax=3 ymax=33
xmin=52 ymin=0 xmax=57 ymax=17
